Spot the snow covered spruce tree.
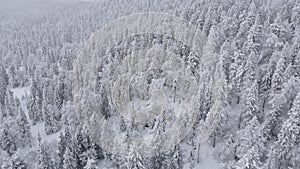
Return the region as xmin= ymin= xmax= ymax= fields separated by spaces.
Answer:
xmin=0 ymin=128 xmax=16 ymax=156
xmin=238 ymin=80 xmax=260 ymax=129
xmin=0 ymin=63 xmax=9 ymax=117
xmin=16 ymin=107 xmax=32 ymax=148
xmin=168 ymin=144 xmax=183 ymax=169
xmin=37 ymin=134 xmax=54 ymax=169
xmin=63 ymin=146 xmax=78 ymax=169
xmin=10 ymin=153 xmax=28 ymax=169
xmin=265 ymin=92 xmax=300 ymax=169
xmin=127 ymin=149 xmax=146 ymax=169
xmin=27 ymin=77 xmax=43 ymax=124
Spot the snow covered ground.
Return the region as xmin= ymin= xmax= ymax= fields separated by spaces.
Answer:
xmin=11 ymin=87 xmax=61 ymax=144
xmin=182 ymin=142 xmax=220 ymax=169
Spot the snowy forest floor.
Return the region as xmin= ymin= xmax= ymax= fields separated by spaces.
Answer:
xmin=11 ymin=87 xmax=220 ymax=169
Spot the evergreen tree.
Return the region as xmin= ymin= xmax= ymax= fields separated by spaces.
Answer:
xmin=168 ymin=144 xmax=183 ymax=169
xmin=271 ymin=57 xmax=287 ymax=92
xmin=203 ymin=60 xmax=227 ymax=147
xmin=235 ymin=1 xmax=256 ymax=49
xmin=55 ymin=73 xmax=65 ymax=110
xmin=37 ymin=134 xmax=53 ymax=169
xmin=58 ymin=132 xmax=66 ymax=169
xmin=4 ymin=91 xmax=14 ymax=117
xmin=8 ymin=66 xmax=19 ymax=88
xmin=27 ymin=78 xmax=43 ymax=124
xmin=74 ymin=129 xmax=86 ymax=168
xmin=83 ymin=142 xmax=99 ymax=169
xmin=266 ymin=92 xmax=300 ymax=169
xmin=241 ymin=51 xmax=258 ymax=102
xmin=0 ymin=64 xmax=9 ymax=110
xmin=58 ymin=122 xmax=73 ymax=169
xmin=120 ymin=116 xmax=127 ymax=132
xmin=64 ymin=123 xmax=72 ymax=146
xmin=127 ymin=149 xmax=146 ymax=169
xmin=229 ymin=51 xmax=245 ymax=104
xmin=44 ymin=104 xmax=60 ymax=135
xmin=84 ymin=158 xmax=97 ymax=169
xmin=235 ymin=146 xmax=261 ymax=169
xmin=236 ymin=116 xmax=264 ymax=160
xmin=241 ymin=80 xmax=260 ymax=128
xmin=1 ymin=128 xmax=16 ymax=156
xmin=17 ymin=108 xmax=32 ymax=148
xmin=10 ymin=153 xmax=28 ymax=169
xmin=263 ymin=77 xmax=300 ymax=139
xmin=63 ymin=147 xmax=78 ymax=169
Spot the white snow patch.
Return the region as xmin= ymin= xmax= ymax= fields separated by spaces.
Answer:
xmin=182 ymin=143 xmax=220 ymax=169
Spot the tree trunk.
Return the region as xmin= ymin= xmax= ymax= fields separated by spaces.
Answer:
xmin=237 ymin=113 xmax=242 ymax=129
xmin=197 ymin=143 xmax=200 ymax=163
xmin=213 ymin=132 xmax=216 ymax=148
xmin=262 ymin=98 xmax=266 ymax=113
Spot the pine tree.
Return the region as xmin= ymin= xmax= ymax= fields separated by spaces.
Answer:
xmin=203 ymin=60 xmax=227 ymax=147
xmin=236 ymin=116 xmax=264 ymax=161
xmin=55 ymin=73 xmax=65 ymax=110
xmin=8 ymin=66 xmax=19 ymax=88
xmin=283 ymin=63 xmax=294 ymax=82
xmin=1 ymin=128 xmax=16 ymax=156
xmin=0 ymin=63 xmax=9 ymax=110
xmin=271 ymin=57 xmax=287 ymax=92
xmin=266 ymin=92 xmax=300 ymax=169
xmin=245 ymin=18 xmax=263 ymax=55
xmin=63 ymin=147 xmax=78 ymax=169
xmin=235 ymin=146 xmax=261 ymax=169
xmin=27 ymin=78 xmax=43 ymax=124
xmin=99 ymin=87 xmax=110 ymax=119
xmin=241 ymin=51 xmax=258 ymax=102
xmin=58 ymin=122 xmax=72 ymax=169
xmin=64 ymin=124 xmax=72 ymax=146
xmin=169 ymin=144 xmax=183 ymax=169
xmin=74 ymin=129 xmax=86 ymax=168
xmin=127 ymin=149 xmax=146 ymax=169
xmin=84 ymin=158 xmax=97 ymax=169
xmin=294 ymin=50 xmax=300 ymax=77
xmin=10 ymin=153 xmax=28 ymax=169
xmin=263 ymin=77 xmax=300 ymax=139
xmin=235 ymin=1 xmax=256 ymax=49
xmin=203 ymin=24 xmax=225 ymax=72
xmin=37 ymin=134 xmax=53 ymax=169
xmin=241 ymin=80 xmax=260 ymax=127
xmin=89 ymin=141 xmax=104 ymax=160
xmin=17 ymin=107 xmax=32 ymax=148
xmin=44 ymin=104 xmax=60 ymax=135
xmin=120 ymin=116 xmax=127 ymax=132
xmin=83 ymin=142 xmax=99 ymax=169
xmin=58 ymin=132 xmax=66 ymax=169
xmin=229 ymin=51 xmax=245 ymax=104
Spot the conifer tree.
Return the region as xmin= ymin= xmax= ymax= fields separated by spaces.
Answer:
xmin=84 ymin=158 xmax=97 ymax=169
xmin=0 ymin=64 xmax=9 ymax=110
xmin=10 ymin=153 xmax=28 ymax=169
xmin=1 ymin=128 xmax=16 ymax=156
xmin=63 ymin=147 xmax=78 ymax=169
xmin=127 ymin=149 xmax=146 ymax=169
xmin=266 ymin=92 xmax=300 ymax=169
xmin=37 ymin=134 xmax=53 ymax=169
xmin=58 ymin=132 xmax=66 ymax=169
xmin=17 ymin=108 xmax=32 ymax=148
xmin=241 ymin=80 xmax=260 ymax=127
xmin=169 ymin=144 xmax=183 ymax=169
